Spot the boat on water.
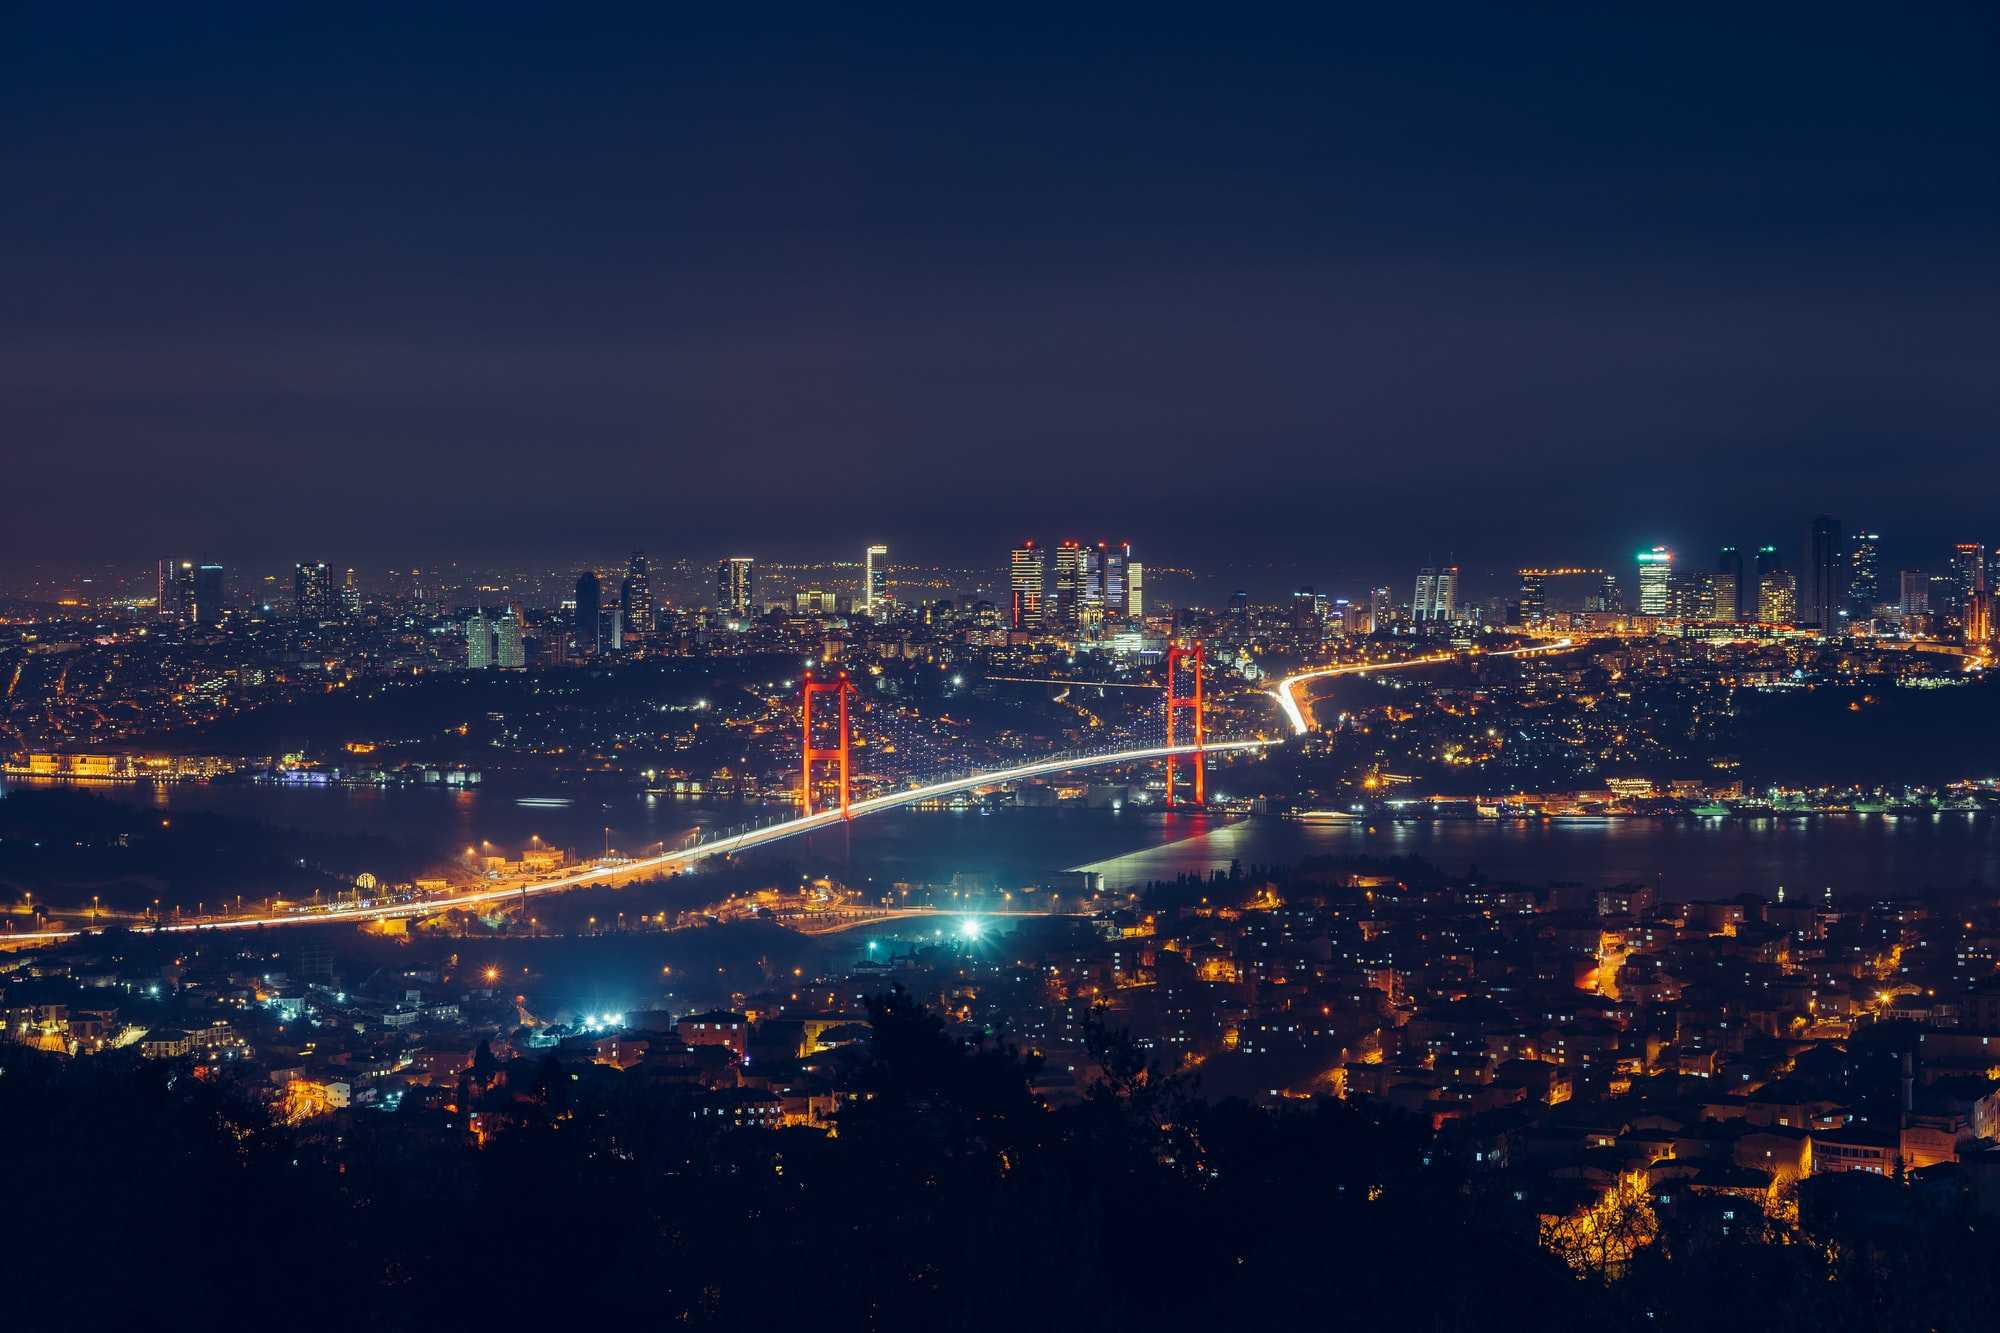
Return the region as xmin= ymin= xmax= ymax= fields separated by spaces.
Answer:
xmin=1288 ymin=808 xmax=1364 ymax=823
xmin=1690 ymin=803 xmax=1731 ymax=817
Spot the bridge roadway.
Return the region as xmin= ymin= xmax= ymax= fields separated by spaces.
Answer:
xmin=1269 ymin=637 xmax=1579 ymax=735
xmin=2 ymin=738 xmax=1272 ymax=947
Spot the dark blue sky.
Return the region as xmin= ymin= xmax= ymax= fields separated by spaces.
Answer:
xmin=6 ymin=3 xmax=1997 ymax=582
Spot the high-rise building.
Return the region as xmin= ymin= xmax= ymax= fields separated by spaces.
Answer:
xmin=575 ymin=570 xmax=602 ymax=654
xmin=1369 ymin=585 xmax=1395 ymax=628
xmin=466 ymin=610 xmax=493 ymax=669
xmin=1049 ymin=540 xmax=1087 ymax=632
xmin=622 ymin=552 xmax=654 ymax=636
xmin=1095 ymin=542 xmax=1128 ymax=622
xmin=1845 ymin=531 xmax=1880 ymax=619
xmin=1758 ymin=568 xmax=1798 ymax=623
xmin=1009 ymin=541 xmax=1045 ymax=630
xmin=1950 ymin=543 xmax=1987 ymax=619
xmin=339 ymin=568 xmax=362 ymax=618
xmin=1125 ymin=560 xmax=1145 ymax=618
xmin=1516 ymin=570 xmax=1546 ymax=624
xmin=862 ymin=544 xmax=889 ymax=616
xmin=1899 ymin=569 xmax=1930 ymax=615
xmin=1636 ymin=547 xmax=1673 ymax=616
xmin=1717 ymin=546 xmax=1746 ymax=623
xmin=1806 ymin=514 xmax=1844 ymax=632
xmin=294 ymin=561 xmax=337 ymax=621
xmin=156 ymin=558 xmax=192 ymax=620
xmin=1413 ymin=566 xmax=1459 ymax=622
xmin=1967 ymin=592 xmax=1994 ymax=647
xmin=494 ymin=605 xmax=525 ymax=668
xmin=1589 ymin=573 xmax=1623 ymax=615
xmin=716 ymin=556 xmax=755 ymax=619
xmin=192 ymin=563 xmax=226 ymax=626
xmin=1701 ymin=570 xmax=1738 ymax=622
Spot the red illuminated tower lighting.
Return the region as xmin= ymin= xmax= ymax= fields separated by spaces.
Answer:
xmin=801 ymin=670 xmax=856 ymax=817
xmin=1165 ymin=640 xmax=1205 ymax=807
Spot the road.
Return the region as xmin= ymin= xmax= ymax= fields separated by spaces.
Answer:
xmin=1268 ymin=638 xmax=1578 ymax=735
xmin=2 ymin=738 xmax=1271 ymax=947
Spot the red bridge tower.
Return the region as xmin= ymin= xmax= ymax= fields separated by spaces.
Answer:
xmin=1165 ymin=640 xmax=1206 ymax=807
xmin=801 ymin=670 xmax=857 ymax=817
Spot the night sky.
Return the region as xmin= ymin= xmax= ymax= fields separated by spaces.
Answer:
xmin=6 ymin=5 xmax=1997 ymax=579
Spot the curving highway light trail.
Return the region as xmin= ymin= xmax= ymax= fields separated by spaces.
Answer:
xmin=3 ymin=739 xmax=1272 ymax=946
xmin=1269 ymin=638 xmax=1577 ymax=736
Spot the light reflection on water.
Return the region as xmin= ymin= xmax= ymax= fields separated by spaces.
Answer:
xmin=15 ymin=777 xmax=2000 ymax=903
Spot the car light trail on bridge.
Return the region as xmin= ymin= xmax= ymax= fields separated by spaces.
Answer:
xmin=1269 ymin=639 xmax=1578 ymax=736
xmin=3 ymin=739 xmax=1273 ymax=946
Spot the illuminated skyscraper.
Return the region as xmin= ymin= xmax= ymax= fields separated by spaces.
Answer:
xmin=156 ymin=558 xmax=191 ymax=620
xmin=862 ymin=544 xmax=889 ymax=615
xmin=1806 ymin=514 xmax=1844 ymax=633
xmin=1009 ymin=541 xmax=1045 ymax=630
xmin=1701 ymin=570 xmax=1737 ymax=622
xmin=1125 ymin=560 xmax=1145 ymax=618
xmin=1899 ymin=569 xmax=1930 ymax=615
xmin=1845 ymin=531 xmax=1880 ymax=618
xmin=622 ymin=552 xmax=653 ymax=636
xmin=1095 ymin=542 xmax=1128 ymax=622
xmin=1516 ymin=570 xmax=1546 ymax=624
xmin=1967 ymin=592 xmax=1993 ymax=647
xmin=716 ymin=556 xmax=755 ymax=619
xmin=1950 ymin=543 xmax=1986 ymax=619
xmin=1717 ymin=546 xmax=1746 ymax=623
xmin=466 ymin=610 xmax=493 ymax=669
xmin=494 ymin=605 xmax=525 ymax=668
xmin=1758 ymin=568 xmax=1798 ymax=623
xmin=1051 ymin=540 xmax=1087 ymax=631
xmin=294 ymin=561 xmax=337 ymax=621
xmin=1635 ymin=547 xmax=1672 ymax=616
xmin=1413 ymin=566 xmax=1458 ymax=622
xmin=192 ymin=563 xmax=226 ymax=626
xmin=575 ymin=570 xmax=602 ymax=654
xmin=339 ymin=568 xmax=362 ymax=618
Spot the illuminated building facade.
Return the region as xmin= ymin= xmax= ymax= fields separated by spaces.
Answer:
xmin=1009 ymin=541 xmax=1045 ymax=630
xmin=294 ymin=561 xmax=338 ymax=621
xmin=862 ymin=544 xmax=888 ymax=615
xmin=1950 ymin=543 xmax=1987 ymax=622
xmin=494 ymin=605 xmax=525 ymax=668
xmin=1050 ymin=540 xmax=1087 ymax=631
xmin=1413 ymin=565 xmax=1459 ymax=622
xmin=465 ymin=610 xmax=493 ymax=669
xmin=1125 ymin=560 xmax=1145 ymax=618
xmin=717 ymin=556 xmax=756 ymax=619
xmin=1758 ymin=568 xmax=1798 ymax=623
xmin=1899 ymin=569 xmax=1930 ymax=615
xmin=1635 ymin=547 xmax=1672 ymax=617
xmin=622 ymin=552 xmax=653 ymax=636
xmin=1846 ymin=530 xmax=1880 ymax=618
xmin=1701 ymin=570 xmax=1737 ymax=622
xmin=156 ymin=558 xmax=191 ymax=620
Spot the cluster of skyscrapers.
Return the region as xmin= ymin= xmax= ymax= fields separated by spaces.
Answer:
xmin=1007 ymin=540 xmax=1143 ymax=632
xmin=153 ymin=557 xmax=227 ymax=626
xmin=1621 ymin=518 xmax=1992 ymax=640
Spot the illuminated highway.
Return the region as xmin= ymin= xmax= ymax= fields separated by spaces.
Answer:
xmin=3 ymin=738 xmax=1271 ymax=946
xmin=1269 ymin=638 xmax=1578 ymax=736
